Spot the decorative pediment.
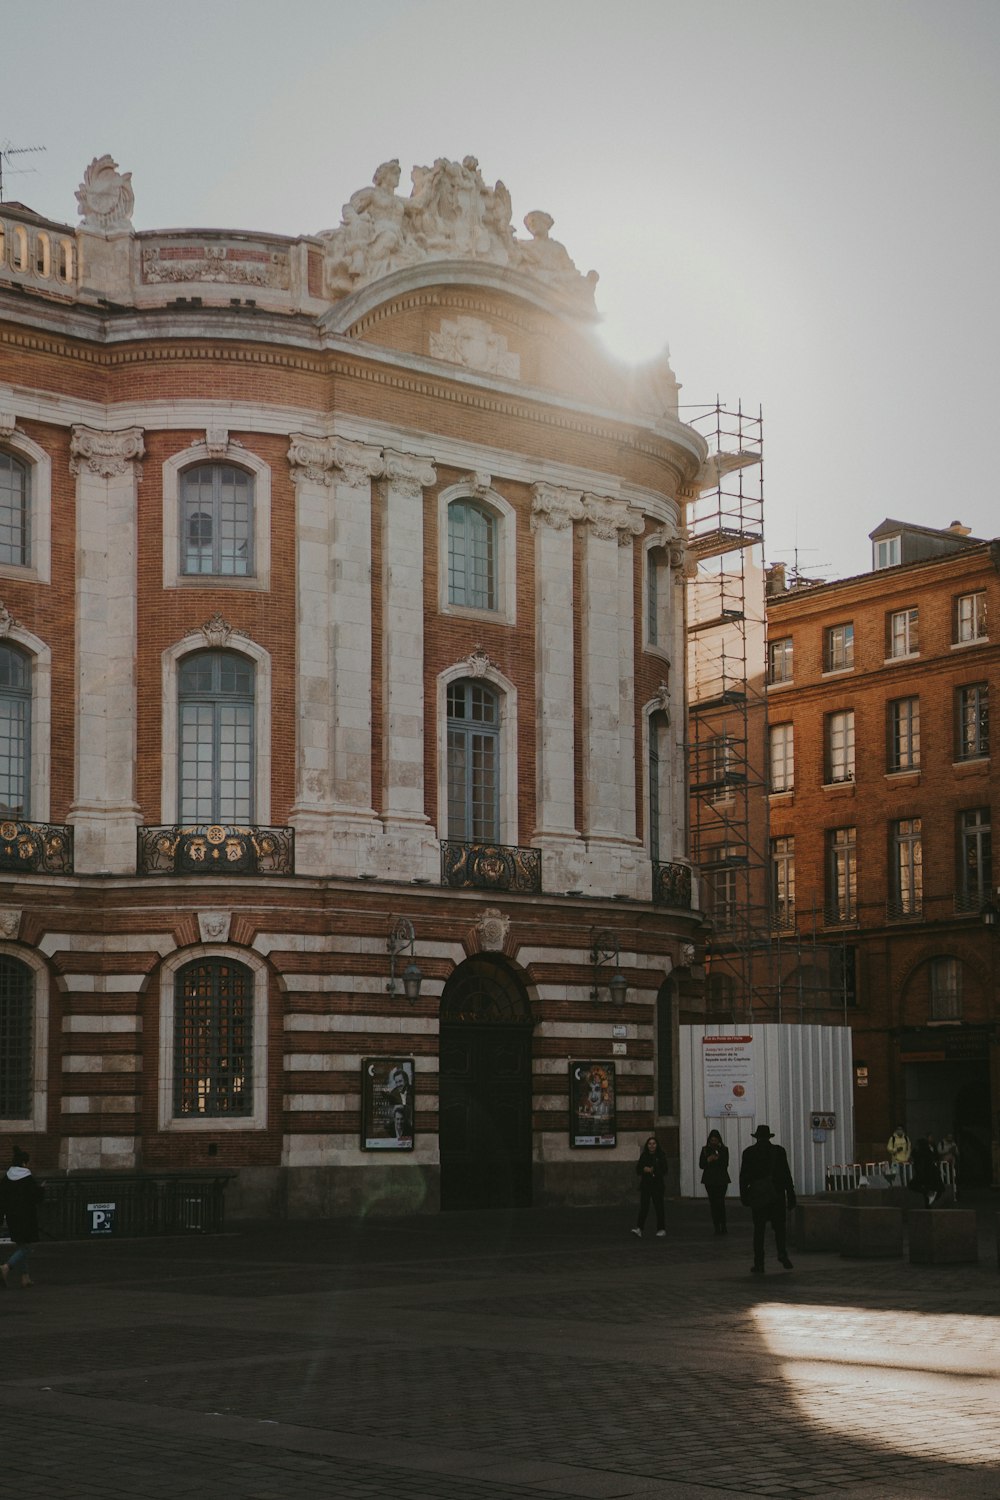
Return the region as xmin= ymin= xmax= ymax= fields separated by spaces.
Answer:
xmin=319 ymin=156 xmax=598 ymax=310
xmin=430 ymin=316 xmax=520 ymax=379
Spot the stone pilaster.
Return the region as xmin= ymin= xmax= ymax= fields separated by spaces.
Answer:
xmin=530 ymin=483 xmax=587 ymax=891
xmin=68 ymin=426 xmax=145 ymax=873
xmin=379 ymin=449 xmax=438 ymax=877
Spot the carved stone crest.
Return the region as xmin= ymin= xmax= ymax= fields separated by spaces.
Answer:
xmin=319 ymin=156 xmax=598 ymax=309
xmin=430 ymin=317 xmax=520 ymax=379
xmin=0 ymin=602 xmax=18 ymax=638
xmin=199 ymin=613 xmax=248 ymax=649
xmin=0 ymin=410 xmax=15 ymax=441
xmin=476 ymin=908 xmax=509 ymax=952
xmin=76 ymin=155 xmax=134 ymax=231
xmin=465 ymin=647 xmax=493 ymax=678
xmin=205 ymin=427 xmax=229 ymax=458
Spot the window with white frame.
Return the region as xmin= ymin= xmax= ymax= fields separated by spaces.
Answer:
xmin=956 ymin=682 xmax=989 ymax=760
xmin=767 ymin=636 xmax=793 ymax=684
xmin=180 ymin=463 xmax=253 ymax=576
xmin=448 ymin=500 xmax=497 ymax=611
xmin=0 ymin=451 xmax=29 ymax=568
xmin=874 ymin=535 xmax=901 ymax=570
xmin=178 ymin=651 xmax=255 ymax=823
xmin=929 ymin=957 xmax=961 ymax=1020
xmin=887 ymin=607 xmax=918 ymax=658
xmin=826 ymin=826 xmax=857 ymax=923
xmin=0 ymin=645 xmax=29 ymax=816
xmin=769 ymin=723 xmax=794 ymax=793
xmin=890 ymin=817 xmax=922 ymax=917
xmin=825 ymin=709 xmax=855 ymax=783
xmin=770 ymin=835 xmax=795 ymax=930
xmin=446 ymin=679 xmax=500 ymax=841
xmin=888 ymin=696 xmax=920 ymax=772
xmin=824 ymin=622 xmax=854 ymax=672
xmin=955 ymin=591 xmax=987 ymax=644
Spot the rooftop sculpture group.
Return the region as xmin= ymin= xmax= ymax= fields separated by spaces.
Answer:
xmin=319 ymin=155 xmax=598 ymax=307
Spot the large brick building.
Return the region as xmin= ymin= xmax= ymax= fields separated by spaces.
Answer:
xmin=0 ymin=153 xmax=711 ymax=1214
xmin=765 ymin=520 xmax=1000 ymax=1183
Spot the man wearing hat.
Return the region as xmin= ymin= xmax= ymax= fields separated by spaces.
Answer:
xmin=739 ymin=1125 xmax=797 ymax=1274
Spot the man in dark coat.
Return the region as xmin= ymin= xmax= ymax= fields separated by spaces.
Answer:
xmin=0 ymin=1146 xmax=44 ymax=1288
xmin=739 ymin=1124 xmax=796 ymax=1274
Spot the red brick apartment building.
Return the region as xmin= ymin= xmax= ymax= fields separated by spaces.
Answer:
xmin=765 ymin=519 xmax=1000 ymax=1182
xmin=0 ymin=153 xmax=716 ymax=1214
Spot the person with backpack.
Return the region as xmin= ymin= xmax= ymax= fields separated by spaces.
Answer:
xmin=0 ymin=1146 xmax=44 ymax=1289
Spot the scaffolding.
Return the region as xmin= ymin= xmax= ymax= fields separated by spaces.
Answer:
xmin=684 ymin=403 xmax=853 ymax=1024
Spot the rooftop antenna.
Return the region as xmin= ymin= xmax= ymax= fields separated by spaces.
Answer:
xmin=0 ymin=141 xmax=46 ymax=204
xmin=771 ymin=545 xmax=830 ymax=587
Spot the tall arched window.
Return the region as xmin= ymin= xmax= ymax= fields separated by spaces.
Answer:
xmin=178 ymin=651 xmax=255 ymax=823
xmin=0 ymin=956 xmax=33 ymax=1120
xmin=0 ymin=451 xmax=29 ymax=567
xmin=174 ymin=958 xmax=252 ymax=1117
xmin=447 ymin=679 xmax=500 ymax=840
xmin=648 ymin=711 xmax=670 ymax=863
xmin=448 ymin=500 xmax=497 ymax=610
xmin=180 ymin=463 xmax=253 ymax=576
xmin=0 ymin=645 xmax=30 ymax=817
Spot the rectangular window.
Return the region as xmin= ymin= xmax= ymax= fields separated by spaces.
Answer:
xmin=768 ymin=723 xmax=794 ymax=792
xmin=448 ymin=502 xmax=497 ymax=611
xmin=0 ymin=454 xmax=30 ymax=568
xmin=958 ymin=807 xmax=992 ymax=912
xmin=874 ymin=535 xmax=901 ymax=570
xmin=930 ymin=957 xmax=961 ymax=1021
xmin=825 ymin=710 xmax=855 ymax=783
xmin=890 ymin=817 xmax=922 ymax=918
xmin=955 ymin=591 xmax=987 ymax=644
xmin=956 ymin=683 xmax=989 ymax=760
xmin=711 ymin=865 xmax=739 ymax=933
xmin=767 ymin=636 xmax=793 ymax=684
xmin=824 ymin=623 xmax=854 ymax=672
xmin=770 ymin=835 xmax=795 ymax=930
xmin=646 ymin=549 xmax=660 ymax=647
xmin=887 ymin=607 xmax=918 ymax=658
xmin=826 ymin=827 xmax=857 ymax=924
xmin=888 ymin=697 xmax=920 ymax=771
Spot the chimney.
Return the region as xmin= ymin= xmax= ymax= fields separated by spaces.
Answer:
xmin=948 ymin=520 xmax=971 ymax=535
xmin=765 ymin=562 xmax=787 ymax=596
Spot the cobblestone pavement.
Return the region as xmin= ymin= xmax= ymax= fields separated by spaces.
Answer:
xmin=1 ymin=1197 xmax=998 ymax=1499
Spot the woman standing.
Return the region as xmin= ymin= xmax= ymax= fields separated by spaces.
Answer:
xmin=699 ymin=1129 xmax=731 ymax=1234
xmin=632 ymin=1135 xmax=668 ymax=1238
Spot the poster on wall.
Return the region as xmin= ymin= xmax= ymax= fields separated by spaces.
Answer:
xmin=361 ymin=1057 xmax=415 ymax=1150
xmin=702 ymin=1034 xmax=755 ymax=1118
xmin=569 ymin=1060 xmax=617 ymax=1147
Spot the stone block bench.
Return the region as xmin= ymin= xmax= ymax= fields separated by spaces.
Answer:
xmin=908 ymin=1208 xmax=978 ymax=1265
xmin=793 ymin=1201 xmax=843 ymax=1252
xmin=839 ymin=1204 xmax=904 ymax=1258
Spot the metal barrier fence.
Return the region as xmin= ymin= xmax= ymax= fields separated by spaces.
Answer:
xmin=825 ymin=1160 xmax=956 ymax=1194
xmin=33 ymin=1172 xmax=234 ymax=1240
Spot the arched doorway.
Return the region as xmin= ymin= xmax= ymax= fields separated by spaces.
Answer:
xmin=438 ymin=955 xmax=534 ymax=1210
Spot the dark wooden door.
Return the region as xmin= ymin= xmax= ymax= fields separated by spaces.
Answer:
xmin=439 ymin=1024 xmax=533 ymax=1210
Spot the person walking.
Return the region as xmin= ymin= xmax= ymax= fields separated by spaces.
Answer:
xmin=886 ymin=1124 xmax=911 ymax=1186
xmin=0 ymin=1146 xmax=44 ymax=1289
xmin=739 ymin=1124 xmax=797 ymax=1274
xmin=699 ymin=1129 xmax=731 ymax=1234
xmin=909 ymin=1134 xmax=943 ymax=1208
xmin=632 ymin=1134 xmax=668 ymax=1238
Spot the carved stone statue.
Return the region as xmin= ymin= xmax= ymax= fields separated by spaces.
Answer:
xmin=76 ymin=155 xmax=134 ymax=231
xmin=319 ymin=156 xmax=597 ymax=308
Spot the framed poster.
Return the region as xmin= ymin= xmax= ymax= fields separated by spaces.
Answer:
xmin=569 ymin=1060 xmax=617 ymax=1148
xmin=361 ymin=1057 xmax=415 ymax=1150
xmin=702 ymin=1034 xmax=755 ymax=1118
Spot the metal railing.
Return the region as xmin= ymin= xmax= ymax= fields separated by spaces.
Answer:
xmin=137 ymin=824 xmax=295 ymax=875
xmin=0 ymin=819 xmax=74 ymax=874
xmin=34 ymin=1171 xmax=234 ymax=1240
xmin=652 ymin=860 xmax=693 ymax=909
xmin=825 ymin=1159 xmax=956 ymax=1194
xmin=440 ymin=839 xmax=542 ymax=893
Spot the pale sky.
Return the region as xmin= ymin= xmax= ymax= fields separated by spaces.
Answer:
xmin=5 ymin=0 xmax=999 ymax=580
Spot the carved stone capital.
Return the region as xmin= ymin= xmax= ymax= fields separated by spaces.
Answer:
xmin=383 ymin=449 xmax=436 ymax=497
xmin=668 ymin=540 xmax=687 ymax=572
xmin=288 ymin=435 xmax=337 ymax=487
xmin=199 ymin=613 xmax=249 ymax=649
xmin=581 ymin=494 xmax=645 ymax=545
xmin=333 ymin=439 xmax=384 ymax=489
xmin=70 ymin=426 xmax=144 ymax=479
xmin=530 ymin=482 xmax=584 ymax=533
xmin=0 ymin=410 xmax=16 ymax=442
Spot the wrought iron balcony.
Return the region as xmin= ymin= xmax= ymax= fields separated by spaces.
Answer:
xmin=137 ymin=824 xmax=294 ymax=876
xmin=440 ymin=840 xmax=542 ymax=893
xmin=823 ymin=904 xmax=857 ymax=928
xmin=652 ymin=861 xmax=693 ymax=909
xmin=0 ymin=819 xmax=74 ymax=874
xmin=886 ymin=895 xmax=923 ymax=923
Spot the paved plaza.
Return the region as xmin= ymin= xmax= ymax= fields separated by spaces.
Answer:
xmin=1 ymin=1193 xmax=998 ymax=1499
